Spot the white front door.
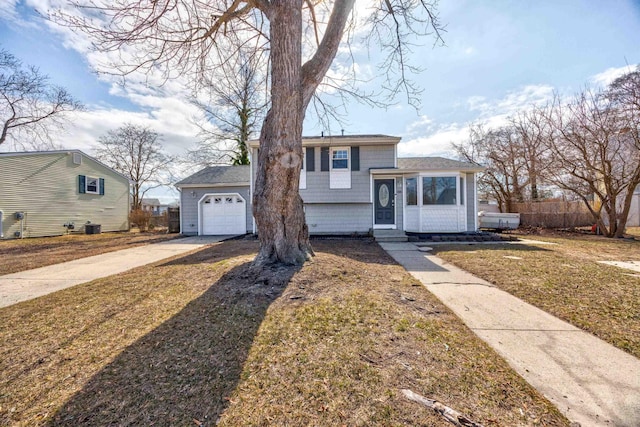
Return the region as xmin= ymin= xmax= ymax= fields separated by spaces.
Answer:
xmin=201 ymin=194 xmax=246 ymax=235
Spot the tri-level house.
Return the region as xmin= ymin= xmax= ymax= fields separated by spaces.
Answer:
xmin=175 ymin=134 xmax=483 ymax=236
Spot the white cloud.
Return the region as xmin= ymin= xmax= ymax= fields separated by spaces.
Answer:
xmin=467 ymin=95 xmax=490 ymax=112
xmin=48 ymin=102 xmax=201 ymax=158
xmin=400 ymin=84 xmax=556 ymax=159
xmin=0 ymin=0 xmax=21 ymax=23
xmin=496 ymin=85 xmax=554 ymax=111
xmin=399 ymin=123 xmax=468 ymax=158
xmin=590 ymin=65 xmax=638 ymax=87
xmin=3 ymin=1 xmax=205 ymax=160
xmin=405 ymin=114 xmax=433 ymax=136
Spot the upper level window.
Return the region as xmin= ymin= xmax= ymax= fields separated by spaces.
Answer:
xmin=86 ymin=177 xmax=99 ymax=194
xmin=331 ymin=148 xmax=349 ymax=169
xmin=423 ymin=176 xmax=457 ymax=205
xmin=406 ymin=177 xmax=417 ymax=206
xmin=79 ymin=174 xmax=104 ymax=195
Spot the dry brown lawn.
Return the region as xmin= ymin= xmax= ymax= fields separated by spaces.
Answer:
xmin=432 ymin=230 xmax=640 ymax=358
xmin=0 ymin=239 xmax=568 ymax=426
xmin=0 ymin=231 xmax=181 ymax=275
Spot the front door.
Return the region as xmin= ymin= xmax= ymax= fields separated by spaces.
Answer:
xmin=374 ymin=179 xmax=395 ymax=226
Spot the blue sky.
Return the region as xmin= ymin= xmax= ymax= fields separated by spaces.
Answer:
xmin=1 ymin=0 xmax=639 ymax=201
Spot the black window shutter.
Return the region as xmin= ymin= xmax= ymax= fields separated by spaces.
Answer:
xmin=320 ymin=147 xmax=329 ymax=171
xmin=99 ymin=178 xmax=105 ymax=195
xmin=351 ymin=147 xmax=360 ymax=171
xmin=306 ymin=147 xmax=315 ymax=172
xmin=79 ymin=175 xmax=86 ymax=194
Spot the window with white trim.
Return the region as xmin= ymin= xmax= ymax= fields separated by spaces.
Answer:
xmin=331 ymin=148 xmax=349 ymax=169
xmin=329 ymin=147 xmax=351 ymax=189
xmin=86 ymin=176 xmax=99 ymax=194
xmin=299 ymin=149 xmax=307 ymax=189
xmin=406 ymin=177 xmax=417 ymax=206
xmin=422 ymin=176 xmax=457 ymax=205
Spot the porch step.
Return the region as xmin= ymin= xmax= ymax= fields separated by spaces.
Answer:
xmin=373 ymin=229 xmax=408 ymax=242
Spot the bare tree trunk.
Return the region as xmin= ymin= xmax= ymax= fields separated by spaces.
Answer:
xmin=530 ymin=155 xmax=538 ymax=200
xmin=253 ymin=0 xmax=313 ymax=265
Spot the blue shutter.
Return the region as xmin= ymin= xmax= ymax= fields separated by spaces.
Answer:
xmin=320 ymin=147 xmax=329 ymax=171
xmin=99 ymin=178 xmax=105 ymax=195
xmin=351 ymin=147 xmax=360 ymax=171
xmin=79 ymin=175 xmax=86 ymax=194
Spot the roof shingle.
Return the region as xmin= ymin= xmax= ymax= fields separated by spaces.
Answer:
xmin=397 ymin=157 xmax=483 ymax=172
xmin=175 ymin=165 xmax=250 ymax=186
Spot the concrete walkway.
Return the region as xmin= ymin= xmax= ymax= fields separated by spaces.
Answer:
xmin=0 ymin=236 xmax=231 ymax=308
xmin=380 ymin=241 xmax=640 ymax=427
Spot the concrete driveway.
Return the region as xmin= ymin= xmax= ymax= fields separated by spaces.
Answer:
xmin=0 ymin=236 xmax=233 ymax=308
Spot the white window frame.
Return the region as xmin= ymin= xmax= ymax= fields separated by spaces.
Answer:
xmin=405 ymin=176 xmax=418 ymax=206
xmin=421 ymin=175 xmax=458 ymax=206
xmin=85 ymin=176 xmax=99 ymax=194
xmin=299 ymin=149 xmax=307 ymax=189
xmin=330 ymin=147 xmax=350 ymax=170
xmin=329 ymin=147 xmax=351 ymax=189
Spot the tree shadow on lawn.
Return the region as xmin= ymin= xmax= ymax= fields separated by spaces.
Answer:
xmin=312 ymin=238 xmax=401 ymax=266
xmin=47 ymin=260 xmax=299 ymax=426
xmin=158 ymin=238 xmax=261 ymax=267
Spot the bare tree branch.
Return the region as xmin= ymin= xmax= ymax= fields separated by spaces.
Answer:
xmin=0 ymin=48 xmax=82 ymax=149
xmin=95 ymin=123 xmax=175 ymax=210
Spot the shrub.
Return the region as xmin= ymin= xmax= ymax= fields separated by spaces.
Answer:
xmin=129 ymin=209 xmax=152 ymax=232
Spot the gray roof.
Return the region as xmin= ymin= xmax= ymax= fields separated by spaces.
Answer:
xmin=302 ymin=134 xmax=396 ymax=140
xmin=175 ymin=165 xmax=250 ymax=186
xmin=397 ymin=157 xmax=484 ymax=172
xmin=141 ymin=198 xmax=162 ymax=206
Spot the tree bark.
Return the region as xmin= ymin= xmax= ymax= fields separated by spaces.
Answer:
xmin=252 ymin=0 xmax=313 ymax=265
xmin=252 ymin=0 xmax=356 ymax=265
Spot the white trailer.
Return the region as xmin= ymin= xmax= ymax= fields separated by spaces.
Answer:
xmin=478 ymin=211 xmax=520 ymax=230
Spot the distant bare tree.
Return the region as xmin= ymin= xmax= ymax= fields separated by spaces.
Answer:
xmin=0 ymin=48 xmax=82 ymax=150
xmin=604 ymin=65 xmax=640 ymax=114
xmin=189 ymin=50 xmax=268 ymax=167
xmin=542 ymin=87 xmax=640 ymax=237
xmin=95 ymin=124 xmax=174 ymax=210
xmin=508 ymin=108 xmax=552 ymax=201
xmin=454 ymin=124 xmax=529 ymax=212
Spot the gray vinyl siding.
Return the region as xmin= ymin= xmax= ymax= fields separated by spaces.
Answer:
xmin=301 ymin=145 xmax=395 ymax=203
xmin=180 ymin=185 xmax=252 ymax=235
xmin=465 ymin=173 xmax=476 ymax=231
xmin=0 ymin=152 xmax=129 ymax=239
xmin=304 ymin=203 xmax=372 ymax=234
xmin=251 ymin=145 xmax=394 ymax=204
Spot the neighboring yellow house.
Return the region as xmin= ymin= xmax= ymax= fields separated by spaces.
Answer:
xmin=0 ymin=150 xmax=130 ymax=239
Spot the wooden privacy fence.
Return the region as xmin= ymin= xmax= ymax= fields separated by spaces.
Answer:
xmin=513 ymin=201 xmax=594 ymax=228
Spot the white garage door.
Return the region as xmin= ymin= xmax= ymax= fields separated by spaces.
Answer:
xmin=201 ymin=194 xmax=246 ymax=235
